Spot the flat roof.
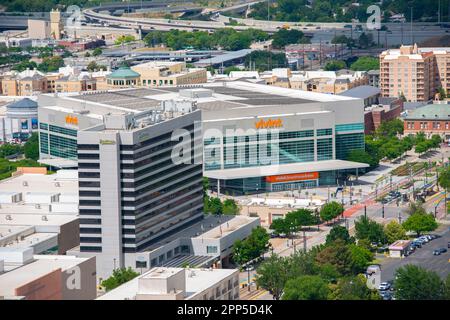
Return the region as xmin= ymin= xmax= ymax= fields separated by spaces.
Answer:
xmin=0 ymin=255 xmax=91 ymax=297
xmin=204 ymin=160 xmax=369 ymax=180
xmin=97 ymin=267 xmax=237 ymax=300
xmin=194 ymin=49 xmax=254 ymax=66
xmin=0 ymin=213 xmax=77 ymax=227
xmin=195 ymin=216 xmax=258 ymax=239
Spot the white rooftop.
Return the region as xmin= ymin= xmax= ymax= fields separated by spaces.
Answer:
xmin=97 ymin=267 xmax=237 ymax=300
xmin=194 ymin=216 xmax=258 ymax=239
xmin=204 ymin=159 xmax=369 ymax=180
xmin=0 ymin=255 xmax=90 ymax=297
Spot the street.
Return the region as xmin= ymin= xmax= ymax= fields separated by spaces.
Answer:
xmin=380 ymin=226 xmax=450 ymax=282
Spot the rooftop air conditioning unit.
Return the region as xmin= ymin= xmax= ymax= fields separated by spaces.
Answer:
xmin=5 ymin=215 xmax=12 ymax=220
xmin=23 ymin=181 xmax=28 ymax=187
xmin=55 ymin=182 xmax=60 ymax=187
xmin=35 ymin=204 xmax=41 ymax=209
xmin=41 ymin=215 xmax=48 ymax=221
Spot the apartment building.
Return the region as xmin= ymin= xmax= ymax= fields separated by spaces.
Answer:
xmin=1 ymin=67 xmax=109 ymax=96
xmin=379 ymin=45 xmax=450 ymax=102
xmin=289 ymin=70 xmax=368 ymax=94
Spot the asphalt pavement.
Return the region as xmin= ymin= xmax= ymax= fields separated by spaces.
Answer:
xmin=380 ymin=226 xmax=450 ymax=282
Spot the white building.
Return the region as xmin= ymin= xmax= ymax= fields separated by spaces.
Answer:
xmin=0 ymin=169 xmax=79 ymax=256
xmin=97 ymin=267 xmax=239 ymax=300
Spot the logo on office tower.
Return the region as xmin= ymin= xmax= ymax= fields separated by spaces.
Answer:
xmin=65 ymin=115 xmax=78 ymax=126
xmin=255 ymin=118 xmax=283 ymax=129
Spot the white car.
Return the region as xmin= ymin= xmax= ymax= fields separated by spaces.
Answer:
xmin=379 ymin=282 xmax=391 ymax=291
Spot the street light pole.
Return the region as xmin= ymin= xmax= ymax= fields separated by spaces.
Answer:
xmin=247 ymin=267 xmax=251 ymax=292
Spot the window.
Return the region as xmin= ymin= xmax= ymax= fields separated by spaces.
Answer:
xmin=206 ymin=246 xmax=218 ymax=254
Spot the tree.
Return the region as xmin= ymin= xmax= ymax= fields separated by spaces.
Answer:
xmin=349 ymin=244 xmax=374 ymax=274
xmin=286 ymin=208 xmax=319 ymax=231
xmin=445 ymin=274 xmax=450 ymax=300
xmin=37 ymin=56 xmax=64 ymax=72
xmin=438 ymin=167 xmax=450 ymax=191
xmin=85 ymin=51 xmax=91 ymax=58
xmin=394 ymin=265 xmax=445 ymax=300
xmin=270 ymin=218 xmax=291 ymax=236
xmin=384 ymin=220 xmax=407 ymax=243
xmin=100 ymin=267 xmax=139 ymax=292
xmin=350 ymin=56 xmax=379 ymax=71
xmin=272 ymin=29 xmax=308 ymax=49
xmin=402 ymin=212 xmax=438 ymax=237
xmin=282 ymin=275 xmax=329 ymax=300
xmin=324 ymin=60 xmax=347 ymax=71
xmin=376 ymin=118 xmax=404 ymax=137
xmin=437 ymin=87 xmax=447 ymax=100
xmin=232 ymin=226 xmax=270 ymax=266
xmin=244 ymin=51 xmax=287 ymax=72
xmin=206 ymin=197 xmax=223 ymax=215
xmin=326 ymin=225 xmax=354 ymax=245
xmin=319 ymin=201 xmax=344 ymax=223
xmin=256 ymin=254 xmax=289 ymax=300
xmin=315 ymin=240 xmax=354 ymax=276
xmin=347 ymin=149 xmax=379 ymax=168
xmin=87 ymin=61 xmax=107 ymax=72
xmin=328 ymin=275 xmax=380 ymax=300
xmin=24 ymin=133 xmax=39 ymax=160
xmin=222 ymin=198 xmax=239 ymax=215
xmin=92 ymin=47 xmax=103 ymax=56
xmin=115 ymin=35 xmax=136 ymax=45
xmin=354 ymin=216 xmax=386 ymax=244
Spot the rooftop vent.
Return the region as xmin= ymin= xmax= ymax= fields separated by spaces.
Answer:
xmin=23 ymin=181 xmax=28 ymax=187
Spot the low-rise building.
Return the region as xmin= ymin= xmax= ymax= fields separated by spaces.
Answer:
xmin=0 ymin=169 xmax=79 ymax=255
xmin=364 ymin=97 xmax=404 ymax=134
xmin=289 ymin=70 xmax=368 ymax=94
xmin=0 ymin=254 xmax=96 ymax=300
xmin=389 ymin=240 xmax=411 ymax=258
xmin=97 ymin=267 xmax=239 ymax=300
xmin=0 ymin=98 xmax=38 ymax=141
xmin=403 ymin=102 xmax=450 ymax=142
xmin=131 ymin=61 xmax=207 ymax=87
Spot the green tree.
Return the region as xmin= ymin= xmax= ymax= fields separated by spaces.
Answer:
xmin=256 ymin=254 xmax=289 ymax=300
xmin=272 ymin=29 xmax=308 ymax=49
xmin=445 ymin=274 xmax=450 ymax=300
xmin=315 ymin=240 xmax=354 ymax=276
xmin=232 ymin=226 xmax=270 ymax=266
xmin=354 ymin=216 xmax=386 ymax=244
xmin=437 ymin=87 xmax=447 ymax=100
xmin=402 ymin=212 xmax=438 ymax=237
xmin=324 ymin=60 xmax=347 ymax=71
xmin=101 ymin=267 xmax=139 ymax=292
xmin=38 ymin=56 xmax=64 ymax=72
xmin=347 ymin=149 xmax=379 ymax=168
xmin=115 ymin=35 xmax=136 ymax=45
xmin=329 ymin=274 xmax=380 ymax=300
xmin=394 ymin=265 xmax=445 ymax=300
xmin=270 ymin=218 xmax=291 ymax=237
xmin=438 ymin=167 xmax=450 ymax=191
xmin=320 ymin=201 xmax=344 ymax=223
xmin=92 ymin=47 xmax=103 ymax=56
xmin=244 ymin=51 xmax=287 ymax=72
xmin=384 ymin=220 xmax=407 ymax=243
xmin=24 ymin=133 xmax=39 ymax=160
xmin=349 ymin=244 xmax=374 ymax=274
xmin=282 ymin=275 xmax=329 ymax=300
xmin=222 ymin=198 xmax=239 ymax=215
xmin=326 ymin=225 xmax=354 ymax=245
xmin=207 ymin=197 xmax=223 ymax=215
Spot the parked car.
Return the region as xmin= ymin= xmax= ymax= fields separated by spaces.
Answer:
xmin=448 ymin=241 xmax=450 ymax=248
xmin=379 ymin=282 xmax=391 ymax=291
xmin=433 ymin=248 xmax=447 ymax=255
xmin=380 ymin=291 xmax=392 ymax=300
xmin=411 ymin=241 xmax=422 ymax=248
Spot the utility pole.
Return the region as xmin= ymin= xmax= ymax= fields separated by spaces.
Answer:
xmin=410 ymin=7 xmax=414 ymax=45
xmin=303 ymin=230 xmax=307 ymax=252
xmin=382 ymin=202 xmax=385 ymax=219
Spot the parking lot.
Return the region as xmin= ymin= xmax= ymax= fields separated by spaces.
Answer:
xmin=380 ymin=226 xmax=450 ymax=282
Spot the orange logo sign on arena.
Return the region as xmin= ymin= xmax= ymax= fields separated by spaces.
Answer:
xmin=255 ymin=118 xmax=283 ymax=129
xmin=65 ymin=115 xmax=78 ymax=126
xmin=266 ymin=172 xmax=319 ymax=183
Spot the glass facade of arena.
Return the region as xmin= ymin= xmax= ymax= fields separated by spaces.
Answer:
xmin=39 ymin=122 xmax=78 ymax=160
xmin=204 ymin=128 xmax=333 ymax=171
xmin=205 ymin=123 xmax=365 ymax=194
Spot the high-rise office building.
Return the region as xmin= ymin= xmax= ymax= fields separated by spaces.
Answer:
xmin=38 ymin=89 xmax=203 ymax=277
